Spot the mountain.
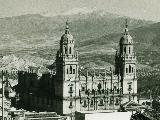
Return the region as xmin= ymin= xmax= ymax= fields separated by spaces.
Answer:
xmin=0 ymin=54 xmax=53 ymax=71
xmin=0 ymin=11 xmax=158 ymax=97
xmin=80 ymin=22 xmax=160 ymax=69
xmin=0 ymin=11 xmax=153 ymax=63
xmin=78 ymin=21 xmax=160 ymax=97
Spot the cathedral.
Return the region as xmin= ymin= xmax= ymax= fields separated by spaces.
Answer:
xmin=17 ymin=20 xmax=137 ymax=115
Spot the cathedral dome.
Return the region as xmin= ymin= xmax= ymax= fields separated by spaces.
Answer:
xmin=61 ymin=33 xmax=73 ymax=40
xmin=61 ymin=33 xmax=73 ymax=45
xmin=120 ymin=34 xmax=133 ymax=44
xmin=120 ymin=22 xmax=133 ymax=44
xmin=60 ymin=20 xmax=73 ymax=43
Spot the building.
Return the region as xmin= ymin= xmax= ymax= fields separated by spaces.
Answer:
xmin=6 ymin=108 xmax=67 ymax=120
xmin=130 ymin=112 xmax=151 ymax=120
xmin=17 ymin=20 xmax=137 ymax=115
xmin=115 ymin=20 xmax=137 ymax=102
xmin=75 ymin=111 xmax=132 ymax=120
xmin=74 ymin=111 xmax=150 ymax=120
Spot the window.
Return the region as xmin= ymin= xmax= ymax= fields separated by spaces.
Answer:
xmin=69 ymin=101 xmax=73 ymax=108
xmin=132 ymin=67 xmax=134 ymax=73
xmin=90 ymin=99 xmax=94 ymax=106
xmin=65 ymin=47 xmax=67 ymax=54
xmin=128 ymin=85 xmax=132 ymax=90
xmin=69 ymin=47 xmax=71 ymax=54
xmin=129 ymin=47 xmax=130 ymax=54
xmin=98 ymin=99 xmax=104 ymax=106
xmin=126 ymin=68 xmax=128 ymax=73
xmin=110 ymin=98 xmax=113 ymax=104
xmin=67 ymin=69 xmax=68 ymax=74
xmin=129 ymin=65 xmax=131 ymax=73
xmin=70 ymin=87 xmax=73 ymax=92
xmin=82 ymin=86 xmax=85 ymax=91
xmin=70 ymin=66 xmax=72 ymax=74
xmin=114 ymin=86 xmax=117 ymax=93
xmin=73 ymin=69 xmax=75 ymax=74
xmin=70 ymin=101 xmax=73 ymax=106
xmin=124 ymin=47 xmax=126 ymax=53
xmin=115 ymin=98 xmax=119 ymax=105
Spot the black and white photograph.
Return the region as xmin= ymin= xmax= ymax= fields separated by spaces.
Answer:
xmin=0 ymin=0 xmax=160 ymax=120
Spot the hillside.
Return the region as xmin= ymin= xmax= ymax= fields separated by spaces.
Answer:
xmin=0 ymin=11 xmax=158 ymax=97
xmin=0 ymin=54 xmax=53 ymax=71
xmin=0 ymin=11 xmax=153 ymax=64
xmin=78 ymin=21 xmax=160 ymax=97
xmin=80 ymin=22 xmax=160 ymax=69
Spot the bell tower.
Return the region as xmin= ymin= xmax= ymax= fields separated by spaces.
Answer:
xmin=55 ymin=20 xmax=79 ymax=114
xmin=56 ymin=20 xmax=79 ymax=81
xmin=115 ymin=19 xmax=137 ymax=102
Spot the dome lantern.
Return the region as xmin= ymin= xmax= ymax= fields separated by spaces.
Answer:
xmin=120 ymin=19 xmax=133 ymax=45
xmin=65 ymin=20 xmax=70 ymax=34
xmin=61 ymin=20 xmax=73 ymax=44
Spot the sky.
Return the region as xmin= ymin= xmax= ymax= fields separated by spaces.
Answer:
xmin=0 ymin=0 xmax=160 ymax=21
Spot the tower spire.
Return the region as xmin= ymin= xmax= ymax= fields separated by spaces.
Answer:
xmin=125 ymin=19 xmax=128 ymax=28
xmin=65 ymin=19 xmax=70 ymax=34
xmin=124 ymin=19 xmax=129 ymax=34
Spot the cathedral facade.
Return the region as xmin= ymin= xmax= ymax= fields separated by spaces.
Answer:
xmin=17 ymin=20 xmax=137 ymax=115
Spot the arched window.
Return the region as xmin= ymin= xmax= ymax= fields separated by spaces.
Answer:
xmin=129 ymin=65 xmax=131 ymax=73
xmin=129 ymin=47 xmax=131 ymax=54
xmin=126 ymin=68 xmax=128 ymax=73
xmin=90 ymin=99 xmax=94 ymax=106
xmin=115 ymin=98 xmax=119 ymax=105
xmin=69 ymin=101 xmax=73 ymax=108
xmin=98 ymin=99 xmax=104 ymax=106
xmin=67 ymin=69 xmax=68 ymax=74
xmin=132 ymin=67 xmax=134 ymax=73
xmin=97 ymin=83 xmax=102 ymax=90
xmin=81 ymin=84 xmax=86 ymax=91
xmin=114 ymin=86 xmax=117 ymax=93
xmin=70 ymin=66 xmax=72 ymax=74
xmin=128 ymin=84 xmax=132 ymax=90
xmin=65 ymin=47 xmax=67 ymax=54
xmin=124 ymin=47 xmax=126 ymax=53
xmin=82 ymin=86 xmax=85 ymax=91
xmin=69 ymin=87 xmax=73 ymax=97
xmin=73 ymin=69 xmax=75 ymax=74
xmin=69 ymin=47 xmax=71 ymax=54
xmin=70 ymin=87 xmax=73 ymax=92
